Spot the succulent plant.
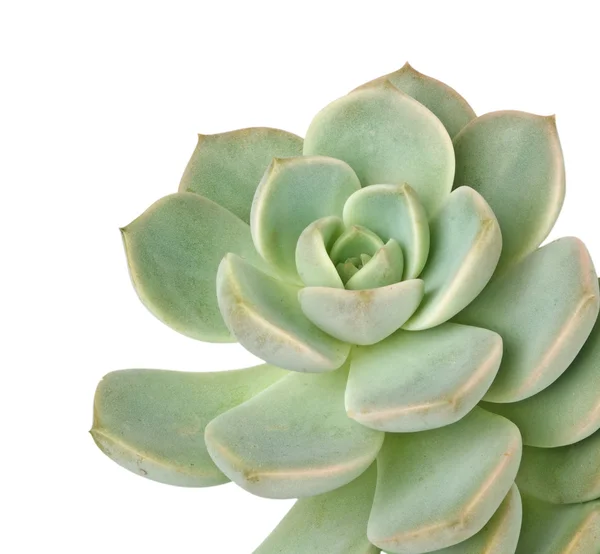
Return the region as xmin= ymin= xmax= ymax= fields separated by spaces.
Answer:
xmin=91 ymin=64 xmax=600 ymax=553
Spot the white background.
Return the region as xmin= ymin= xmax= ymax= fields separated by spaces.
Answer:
xmin=1 ymin=1 xmax=599 ymax=552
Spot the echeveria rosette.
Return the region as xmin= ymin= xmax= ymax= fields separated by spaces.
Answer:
xmin=91 ymin=64 xmax=600 ymax=553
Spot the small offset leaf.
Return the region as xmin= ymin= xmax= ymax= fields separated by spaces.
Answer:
xmin=455 ymin=237 xmax=599 ymax=402
xmin=453 ymin=111 xmax=565 ymax=269
xmin=346 ymin=240 xmax=404 ymax=290
xmin=179 ymin=128 xmax=303 ymax=223
xmin=304 ymin=84 xmax=455 ymax=217
xmin=346 ymin=323 xmax=503 ymax=432
xmin=355 ymin=63 xmax=476 ymax=138
xmin=254 ymin=464 xmax=379 ymax=554
xmin=482 ymin=297 xmax=600 ymax=446
xmin=299 ymin=280 xmax=424 ymax=346
xmin=217 ymin=254 xmax=350 ymax=372
xmin=91 ymin=365 xmax=286 ymax=487
xmin=251 ymin=156 xmax=361 ymax=280
xmin=427 ymin=485 xmax=522 ymax=554
xmin=330 ymin=225 xmax=384 ymax=264
xmin=205 ymin=366 xmax=384 ymax=499
xmin=368 ymin=408 xmax=522 ymax=554
xmin=517 ymin=496 xmax=600 ymax=554
xmin=343 ymin=183 xmax=429 ymax=279
xmin=121 ymin=193 xmax=267 ymax=342
xmin=295 ymin=216 xmax=345 ymax=289
xmin=516 ymin=430 xmax=600 ymax=504
xmin=403 ymin=186 xmax=502 ymax=331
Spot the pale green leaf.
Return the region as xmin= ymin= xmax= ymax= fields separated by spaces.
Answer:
xmin=346 ymin=240 xmax=404 ymax=290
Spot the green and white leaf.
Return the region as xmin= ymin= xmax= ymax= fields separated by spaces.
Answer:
xmin=346 ymin=323 xmax=503 ymax=432
xmin=91 ymin=364 xmax=286 ymax=487
xmin=304 ymin=84 xmax=455 ymax=217
xmin=346 ymin=239 xmax=404 ymax=290
xmin=330 ymin=225 xmax=384 ymax=264
xmin=217 ymin=254 xmax=350 ymax=372
xmin=205 ymin=366 xmax=384 ymax=499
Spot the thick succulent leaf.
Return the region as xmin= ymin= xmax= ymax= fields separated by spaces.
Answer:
xmin=298 ymin=280 xmax=424 ymax=346
xmin=330 ymin=225 xmax=384 ymax=264
xmin=295 ymin=216 xmax=345 ymax=289
xmin=403 ymin=187 xmax=502 ymax=331
xmin=516 ymin=430 xmax=600 ymax=504
xmin=337 ymin=261 xmax=359 ymax=284
xmin=303 ymin=83 xmax=455 ymax=217
xmin=516 ymin=496 xmax=600 ymax=554
xmin=250 ymin=156 xmax=361 ymax=280
xmin=455 ymin=237 xmax=599 ymax=402
xmin=205 ymin=366 xmax=385 ymax=499
xmin=343 ymin=183 xmax=429 ymax=279
xmin=254 ymin=464 xmax=379 ymax=554
xmin=179 ymin=128 xmax=303 ymax=223
xmin=346 ymin=240 xmax=404 ymax=290
xmin=481 ymin=297 xmax=600 ymax=446
xmin=355 ymin=63 xmax=476 ymax=138
xmin=217 ymin=254 xmax=350 ymax=372
xmin=346 ymin=323 xmax=503 ymax=432
xmin=90 ymin=364 xmax=286 ymax=487
xmin=425 ymin=485 xmax=522 ymax=554
xmin=121 ymin=193 xmax=268 ymax=342
xmin=368 ymin=408 xmax=522 ymax=554
xmin=453 ymin=111 xmax=565 ymax=269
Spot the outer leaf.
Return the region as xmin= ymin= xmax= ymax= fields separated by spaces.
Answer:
xmin=303 ymin=84 xmax=455 ymax=217
xmin=346 ymin=323 xmax=503 ymax=432
xmin=368 ymin=408 xmax=522 ymax=554
xmin=453 ymin=111 xmax=565 ymax=269
xmin=517 ymin=496 xmax=600 ymax=554
xmin=482 ymin=296 xmax=600 ymax=446
xmin=426 ymin=485 xmax=522 ymax=554
xmin=403 ymin=187 xmax=502 ymax=330
xmin=179 ymin=128 xmax=303 ymax=223
xmin=355 ymin=63 xmax=476 ymax=138
xmin=516 ymin=430 xmax=600 ymax=504
xmin=250 ymin=156 xmax=361 ymax=280
xmin=295 ymin=216 xmax=345 ymax=289
xmin=298 ymin=280 xmax=424 ymax=346
xmin=217 ymin=254 xmax=350 ymax=372
xmin=90 ymin=364 xmax=286 ymax=487
xmin=254 ymin=464 xmax=379 ymax=554
xmin=455 ymin=237 xmax=599 ymax=403
xmin=343 ymin=183 xmax=429 ymax=279
xmin=205 ymin=366 xmax=385 ymax=499
xmin=346 ymin=240 xmax=404 ymax=290
xmin=121 ymin=193 xmax=267 ymax=342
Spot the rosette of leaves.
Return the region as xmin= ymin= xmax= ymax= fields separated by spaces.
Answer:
xmin=91 ymin=64 xmax=600 ymax=553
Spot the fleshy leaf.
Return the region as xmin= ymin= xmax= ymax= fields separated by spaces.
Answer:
xmin=516 ymin=496 xmax=600 ymax=554
xmin=343 ymin=183 xmax=429 ymax=279
xmin=426 ymin=485 xmax=522 ymax=554
xmin=330 ymin=225 xmax=384 ymax=264
xmin=346 ymin=240 xmax=404 ymax=290
xmin=337 ymin=261 xmax=359 ymax=284
xmin=217 ymin=254 xmax=350 ymax=373
xmin=254 ymin=464 xmax=379 ymax=554
xmin=403 ymin=186 xmax=502 ymax=331
xmin=121 ymin=193 xmax=267 ymax=342
xmin=298 ymin=280 xmax=424 ymax=346
xmin=481 ymin=298 xmax=600 ymax=446
xmin=453 ymin=111 xmax=565 ymax=269
xmin=303 ymin=84 xmax=455 ymax=217
xmin=455 ymin=237 xmax=599 ymax=402
xmin=516 ymin=430 xmax=600 ymax=504
xmin=295 ymin=216 xmax=345 ymax=289
xmin=355 ymin=63 xmax=476 ymax=138
xmin=251 ymin=156 xmax=361 ymax=280
xmin=368 ymin=408 xmax=522 ymax=554
xmin=346 ymin=323 xmax=503 ymax=432
xmin=179 ymin=128 xmax=303 ymax=223
xmin=205 ymin=366 xmax=384 ymax=499
xmin=90 ymin=364 xmax=286 ymax=487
